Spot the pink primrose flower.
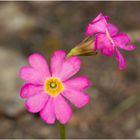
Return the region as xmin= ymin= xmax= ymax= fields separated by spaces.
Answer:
xmin=19 ymin=50 xmax=91 ymax=124
xmin=86 ymin=13 xmax=136 ymax=70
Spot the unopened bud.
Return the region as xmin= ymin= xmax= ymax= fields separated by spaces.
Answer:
xmin=66 ymin=37 xmax=97 ymax=58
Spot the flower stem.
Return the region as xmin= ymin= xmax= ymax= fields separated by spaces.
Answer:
xmin=59 ymin=123 xmax=66 ymax=139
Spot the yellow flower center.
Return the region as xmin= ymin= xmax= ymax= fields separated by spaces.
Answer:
xmin=44 ymin=77 xmax=64 ymax=97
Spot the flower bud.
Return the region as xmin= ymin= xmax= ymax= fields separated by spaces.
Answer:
xmin=66 ymin=37 xmax=97 ymax=58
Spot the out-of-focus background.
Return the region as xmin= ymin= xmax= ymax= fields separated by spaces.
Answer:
xmin=0 ymin=1 xmax=139 ymax=138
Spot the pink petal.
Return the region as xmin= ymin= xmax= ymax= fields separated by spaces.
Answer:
xmin=115 ymin=49 xmax=126 ymax=70
xmin=64 ymin=76 xmax=91 ymax=90
xmin=92 ymin=13 xmax=103 ymax=22
xmin=62 ymin=89 xmax=90 ymax=108
xmin=86 ymin=24 xmax=95 ymax=37
xmin=86 ymin=13 xmax=108 ymax=36
xmin=40 ymin=97 xmax=56 ymax=124
xmin=51 ymin=50 xmax=66 ymax=77
xmin=114 ymin=33 xmax=130 ymax=44
xmin=92 ymin=13 xmax=109 ymax=23
xmin=122 ymin=45 xmax=136 ymax=51
xmin=59 ymin=56 xmax=81 ymax=81
xmin=20 ymin=84 xmax=43 ymax=98
xmin=28 ymin=53 xmax=51 ymax=77
xmin=19 ymin=66 xmax=46 ymax=84
xmin=118 ymin=45 xmax=136 ymax=51
xmin=54 ymin=95 xmax=72 ymax=124
xmin=107 ymin=23 xmax=118 ymax=36
xmin=26 ymin=93 xmax=49 ymax=113
xmin=95 ymin=34 xmax=115 ymax=57
xmin=113 ymin=33 xmax=135 ymax=51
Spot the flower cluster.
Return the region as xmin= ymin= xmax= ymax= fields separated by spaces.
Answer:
xmin=19 ymin=13 xmax=136 ymax=126
xmin=86 ymin=13 xmax=135 ymax=70
xmin=19 ymin=50 xmax=91 ymax=124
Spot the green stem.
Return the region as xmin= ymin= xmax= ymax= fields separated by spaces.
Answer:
xmin=59 ymin=123 xmax=66 ymax=139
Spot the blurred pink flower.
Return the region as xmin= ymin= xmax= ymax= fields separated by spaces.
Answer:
xmin=19 ymin=50 xmax=91 ymax=124
xmin=86 ymin=13 xmax=136 ymax=70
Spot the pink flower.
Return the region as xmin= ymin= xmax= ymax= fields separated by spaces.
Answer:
xmin=86 ymin=13 xmax=136 ymax=70
xmin=19 ymin=50 xmax=91 ymax=124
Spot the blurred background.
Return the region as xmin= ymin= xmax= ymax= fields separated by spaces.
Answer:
xmin=0 ymin=1 xmax=139 ymax=138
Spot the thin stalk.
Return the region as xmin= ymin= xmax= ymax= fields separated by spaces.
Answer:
xmin=59 ymin=123 xmax=66 ymax=139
